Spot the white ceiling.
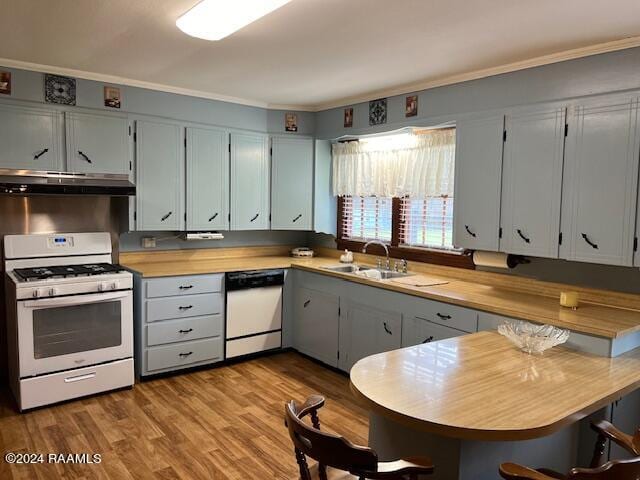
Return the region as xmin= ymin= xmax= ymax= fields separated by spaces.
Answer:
xmin=1 ymin=0 xmax=640 ymax=111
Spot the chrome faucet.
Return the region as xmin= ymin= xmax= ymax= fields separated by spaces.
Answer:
xmin=362 ymin=240 xmax=391 ymax=270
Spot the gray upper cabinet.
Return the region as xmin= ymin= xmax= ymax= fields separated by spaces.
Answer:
xmin=500 ymin=107 xmax=566 ymax=258
xmin=0 ymin=103 xmax=63 ymax=171
xmin=561 ymin=98 xmax=640 ymax=266
xmin=186 ymin=127 xmax=229 ymax=231
xmin=65 ymin=112 xmax=131 ymax=175
xmin=453 ymin=115 xmax=505 ymax=251
xmin=313 ymin=139 xmax=337 ymax=235
xmin=230 ymin=132 xmax=270 ymax=230
xmin=271 ymin=136 xmax=314 ymax=230
xmin=135 ymin=120 xmax=185 ymax=231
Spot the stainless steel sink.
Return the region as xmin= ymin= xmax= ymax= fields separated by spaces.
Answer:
xmin=377 ymin=270 xmax=411 ymax=279
xmin=323 ymin=264 xmax=372 ymax=273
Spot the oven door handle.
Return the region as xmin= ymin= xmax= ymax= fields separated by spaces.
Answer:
xmin=22 ymin=290 xmax=131 ymax=308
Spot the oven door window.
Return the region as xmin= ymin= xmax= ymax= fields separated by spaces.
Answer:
xmin=32 ymin=301 xmax=122 ymax=359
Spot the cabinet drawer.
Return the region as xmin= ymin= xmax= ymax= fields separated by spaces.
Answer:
xmin=146 ymin=315 xmax=223 ymax=347
xmin=146 ymin=293 xmax=223 ymax=322
xmin=417 ymin=319 xmax=467 ymax=344
xmin=146 ymin=337 xmax=222 ymax=372
xmin=418 ymin=302 xmax=478 ymax=333
xmin=146 ymin=274 xmax=223 ymax=298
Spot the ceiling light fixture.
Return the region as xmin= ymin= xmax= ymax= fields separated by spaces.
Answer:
xmin=176 ymin=0 xmax=292 ymax=41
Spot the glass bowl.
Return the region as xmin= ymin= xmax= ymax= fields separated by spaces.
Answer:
xmin=498 ymin=320 xmax=570 ymax=355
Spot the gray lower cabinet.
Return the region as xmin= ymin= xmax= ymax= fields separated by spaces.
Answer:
xmin=402 ymin=316 xmax=466 ymax=347
xmin=65 ymin=111 xmax=131 ymax=175
xmin=338 ymin=299 xmax=402 ymax=372
xmin=293 ymin=286 xmax=339 ymax=367
xmin=134 ymin=273 xmax=224 ymax=376
xmin=0 ymin=103 xmax=64 ymax=171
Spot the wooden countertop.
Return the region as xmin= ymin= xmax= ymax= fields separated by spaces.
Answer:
xmin=349 ymin=331 xmax=640 ymax=441
xmin=120 ymin=246 xmax=640 ymax=339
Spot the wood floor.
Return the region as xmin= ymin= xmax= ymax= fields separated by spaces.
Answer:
xmin=0 ymin=352 xmax=369 ymax=480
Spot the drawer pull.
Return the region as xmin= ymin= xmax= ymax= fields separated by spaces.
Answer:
xmin=34 ymin=148 xmax=49 ymax=160
xmin=464 ymin=225 xmax=477 ymax=238
xmin=250 ymin=213 xmax=259 ymax=222
xmin=303 ymin=300 xmax=311 ymax=308
xmin=292 ymin=214 xmax=302 ymax=222
xmin=581 ymin=233 xmax=599 ymax=249
xmin=422 ymin=336 xmax=435 ymax=344
xmin=517 ymin=229 xmax=531 ymax=244
xmin=179 ymin=305 xmax=193 ymax=310
xmin=64 ymin=372 xmax=96 ymax=383
xmin=208 ymin=212 xmax=219 ymax=222
xmin=383 ymin=322 xmax=392 ymax=335
xmin=161 ymin=211 xmax=173 ymax=221
xmin=78 ymin=150 xmax=93 ymax=164
xmin=436 ymin=313 xmax=451 ymax=320
xmin=179 ymin=352 xmax=193 ymax=357
xmin=179 ymin=328 xmax=193 ymax=334
xmin=179 ymin=285 xmax=194 ymax=290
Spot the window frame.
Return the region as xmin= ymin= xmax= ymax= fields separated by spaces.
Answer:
xmin=337 ymin=196 xmax=475 ymax=269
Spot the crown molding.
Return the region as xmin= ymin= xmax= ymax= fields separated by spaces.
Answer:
xmin=309 ymin=36 xmax=640 ymax=112
xmin=2 ymin=36 xmax=640 ymax=113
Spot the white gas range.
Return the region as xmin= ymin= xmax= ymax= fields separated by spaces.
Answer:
xmin=4 ymin=232 xmax=134 ymax=411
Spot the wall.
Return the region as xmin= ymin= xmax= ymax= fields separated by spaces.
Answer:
xmin=120 ymin=230 xmax=310 ymax=252
xmin=0 ymin=66 xmax=315 ymax=135
xmin=315 ymin=47 xmax=640 ymax=139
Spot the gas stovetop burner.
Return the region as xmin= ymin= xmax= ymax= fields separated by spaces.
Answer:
xmin=14 ymin=263 xmax=124 ymax=282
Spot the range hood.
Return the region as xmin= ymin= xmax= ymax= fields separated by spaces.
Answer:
xmin=0 ymin=170 xmax=136 ymax=196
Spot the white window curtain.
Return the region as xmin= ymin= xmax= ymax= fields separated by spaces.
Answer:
xmin=332 ymin=129 xmax=455 ymax=199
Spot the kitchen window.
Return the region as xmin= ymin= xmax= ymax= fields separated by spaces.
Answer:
xmin=334 ymin=128 xmax=473 ymax=268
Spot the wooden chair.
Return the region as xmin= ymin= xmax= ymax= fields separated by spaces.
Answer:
xmin=284 ymin=395 xmax=434 ymax=480
xmin=499 ymin=420 xmax=640 ymax=480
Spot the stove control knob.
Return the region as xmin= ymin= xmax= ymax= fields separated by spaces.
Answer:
xmin=98 ymin=283 xmax=106 ymax=292
xmin=110 ymin=282 xmax=118 ymax=291
xmin=32 ymin=289 xmax=40 ymax=298
xmin=49 ymin=288 xmax=56 ymax=297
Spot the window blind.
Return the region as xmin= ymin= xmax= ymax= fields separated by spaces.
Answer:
xmin=399 ymin=196 xmax=455 ymax=250
xmin=341 ymin=196 xmax=392 ymax=242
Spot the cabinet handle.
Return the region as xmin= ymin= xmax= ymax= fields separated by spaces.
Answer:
xmin=250 ymin=213 xmax=259 ymax=222
xmin=383 ymin=322 xmax=392 ymax=335
xmin=179 ymin=351 xmax=193 ymax=357
xmin=422 ymin=336 xmax=435 ymax=344
xmin=179 ymin=285 xmax=193 ymax=290
xmin=464 ymin=225 xmax=477 ymax=238
xmin=303 ymin=300 xmax=311 ymax=308
xmin=161 ymin=211 xmax=173 ymax=221
xmin=179 ymin=328 xmax=193 ymax=334
xmin=179 ymin=305 xmax=193 ymax=310
xmin=516 ymin=229 xmax=531 ymax=244
xmin=292 ymin=214 xmax=302 ymax=222
xmin=581 ymin=233 xmax=598 ymax=249
xmin=436 ymin=313 xmax=451 ymax=320
xmin=78 ymin=151 xmax=93 ymax=164
xmin=208 ymin=212 xmax=218 ymax=222
xmin=34 ymin=148 xmax=49 ymax=160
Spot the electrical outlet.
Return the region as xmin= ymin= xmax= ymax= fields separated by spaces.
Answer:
xmin=141 ymin=237 xmax=156 ymax=248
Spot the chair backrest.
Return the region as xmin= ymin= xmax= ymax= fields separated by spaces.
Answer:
xmin=284 ymin=399 xmax=378 ymax=473
xmin=569 ymin=457 xmax=640 ymax=480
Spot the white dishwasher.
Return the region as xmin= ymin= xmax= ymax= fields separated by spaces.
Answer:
xmin=225 ymin=269 xmax=284 ymax=359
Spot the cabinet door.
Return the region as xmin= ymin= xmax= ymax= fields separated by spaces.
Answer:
xmin=500 ymin=107 xmax=566 ymax=258
xmin=453 ymin=115 xmax=505 ymax=250
xmin=610 ymin=390 xmax=640 ymax=460
xmin=136 ymin=120 xmax=185 ymax=231
xmin=65 ymin=112 xmax=131 ymax=175
xmin=0 ymin=103 xmax=63 ymax=171
xmin=339 ymin=300 xmax=401 ymax=372
xmin=402 ymin=316 xmax=466 ymax=347
xmin=293 ymin=287 xmax=339 ymax=367
xmin=314 ymin=139 xmax=337 ymax=235
xmin=230 ymin=132 xmax=270 ymax=230
xmin=186 ymin=127 xmax=229 ymax=231
xmin=271 ymin=136 xmax=314 ymax=230
xmin=561 ymin=98 xmax=640 ymax=266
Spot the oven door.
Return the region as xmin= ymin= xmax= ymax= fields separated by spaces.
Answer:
xmin=16 ymin=290 xmax=133 ymax=378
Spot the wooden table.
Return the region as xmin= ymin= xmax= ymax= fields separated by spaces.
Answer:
xmin=350 ymin=332 xmax=640 ymax=479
